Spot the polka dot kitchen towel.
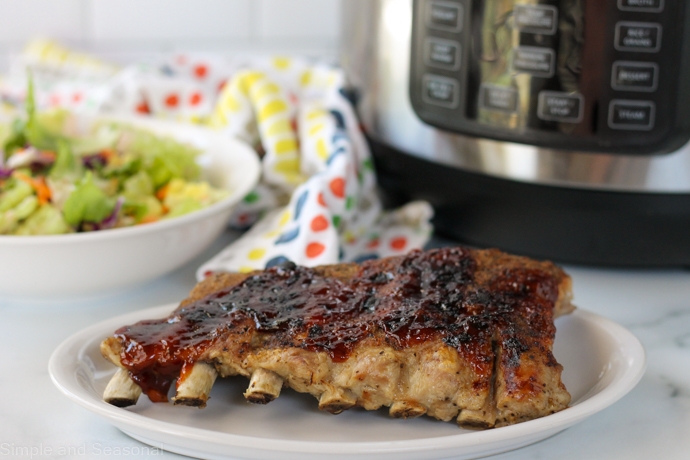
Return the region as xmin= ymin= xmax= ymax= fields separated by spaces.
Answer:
xmin=198 ymin=61 xmax=433 ymax=277
xmin=1 ymin=40 xmax=434 ymax=279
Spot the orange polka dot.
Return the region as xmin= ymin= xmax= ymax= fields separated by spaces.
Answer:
xmin=72 ymin=93 xmax=82 ymax=103
xmin=306 ymin=242 xmax=325 ymax=258
xmin=165 ymin=94 xmax=179 ymax=108
xmin=136 ymin=100 xmax=150 ymax=114
xmin=390 ymin=237 xmax=407 ymax=251
xmin=189 ymin=92 xmax=202 ymax=106
xmin=330 ymin=178 xmax=345 ymax=198
xmin=194 ymin=65 xmax=208 ymax=79
xmin=317 ymin=192 xmax=326 ymax=207
xmin=176 ymin=55 xmax=188 ymax=65
xmin=217 ymin=79 xmax=228 ymax=93
xmin=49 ymin=94 xmax=60 ymax=106
xmin=367 ymin=239 xmax=380 ymax=249
xmin=311 ymin=215 xmax=329 ymax=232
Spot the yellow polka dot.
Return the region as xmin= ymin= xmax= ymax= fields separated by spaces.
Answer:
xmin=239 ymin=266 xmax=255 ymax=273
xmin=253 ymin=82 xmax=281 ymax=101
xmin=224 ymin=94 xmax=241 ymax=113
xmin=248 ymin=248 xmax=267 ymax=260
xmin=274 ymin=138 xmax=298 ymax=155
xmin=316 ymin=138 xmax=329 ymax=160
xmin=264 ymin=230 xmax=280 ymax=238
xmin=273 ymin=57 xmax=291 ymax=70
xmin=300 ymin=70 xmax=312 ymax=87
xmin=274 ymin=158 xmax=300 ymax=175
xmin=239 ymin=72 xmax=265 ymax=94
xmin=258 ymin=99 xmax=288 ymax=123
xmin=309 ymin=123 xmax=324 ymax=136
xmin=284 ymin=173 xmax=306 ymax=185
xmin=210 ymin=107 xmax=228 ymax=128
xmin=279 ymin=210 xmax=291 ymax=227
xmin=307 ymin=109 xmax=326 ymax=120
xmin=267 ymin=119 xmax=293 ymax=136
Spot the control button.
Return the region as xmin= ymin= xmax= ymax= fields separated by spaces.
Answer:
xmin=427 ymin=1 xmax=464 ymax=33
xmin=514 ymin=5 xmax=558 ymax=35
xmin=612 ymin=61 xmax=658 ymax=92
xmin=425 ymin=38 xmax=461 ymax=70
xmin=537 ymin=91 xmax=584 ymax=123
xmin=513 ymin=46 xmax=555 ymax=78
xmin=423 ymin=75 xmax=460 ymax=108
xmin=608 ymin=100 xmax=656 ymax=131
xmin=618 ymin=0 xmax=664 ymax=13
xmin=479 ymin=84 xmax=519 ymax=113
xmin=615 ymin=22 xmax=662 ymax=52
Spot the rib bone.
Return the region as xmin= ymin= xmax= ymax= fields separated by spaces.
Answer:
xmin=389 ymin=400 xmax=427 ymax=419
xmin=172 ymin=362 xmax=218 ymax=408
xmin=319 ymin=387 xmax=357 ymax=414
xmin=244 ymin=369 xmax=284 ymax=404
xmin=103 ymin=368 xmax=142 ymax=407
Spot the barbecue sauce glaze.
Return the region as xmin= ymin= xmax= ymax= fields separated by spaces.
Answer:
xmin=115 ymin=247 xmax=559 ymax=402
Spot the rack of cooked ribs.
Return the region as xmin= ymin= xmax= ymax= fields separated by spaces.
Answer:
xmin=101 ymin=246 xmax=575 ymax=429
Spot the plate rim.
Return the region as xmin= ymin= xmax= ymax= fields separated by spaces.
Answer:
xmin=48 ymin=304 xmax=646 ymax=456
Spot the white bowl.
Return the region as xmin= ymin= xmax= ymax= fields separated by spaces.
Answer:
xmin=0 ymin=115 xmax=260 ymax=299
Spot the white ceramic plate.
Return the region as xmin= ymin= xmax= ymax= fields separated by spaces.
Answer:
xmin=49 ymin=305 xmax=645 ymax=460
xmin=0 ymin=115 xmax=260 ymax=299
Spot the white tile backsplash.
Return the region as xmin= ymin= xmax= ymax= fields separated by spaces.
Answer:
xmin=0 ymin=0 xmax=342 ymax=68
xmin=0 ymin=0 xmax=84 ymax=44
xmin=257 ymin=0 xmax=341 ymax=38
xmin=89 ymin=0 xmax=252 ymax=41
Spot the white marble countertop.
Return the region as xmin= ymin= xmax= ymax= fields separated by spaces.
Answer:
xmin=1 ymin=231 xmax=689 ymax=460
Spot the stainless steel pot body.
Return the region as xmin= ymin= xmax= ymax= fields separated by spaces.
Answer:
xmin=341 ymin=0 xmax=690 ymax=193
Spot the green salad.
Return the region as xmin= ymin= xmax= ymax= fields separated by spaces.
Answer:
xmin=0 ymin=81 xmax=228 ymax=235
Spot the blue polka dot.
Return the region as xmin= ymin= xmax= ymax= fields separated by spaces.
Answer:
xmin=160 ymin=64 xmax=175 ymax=76
xmin=327 ymin=147 xmax=346 ymax=165
xmin=338 ymin=87 xmax=359 ymax=106
xmin=275 ymin=226 xmax=300 ymax=244
xmin=330 ymin=109 xmax=346 ymax=129
xmin=353 ymin=254 xmax=379 ymax=263
xmin=265 ymin=256 xmax=292 ymax=268
xmin=294 ymin=190 xmax=308 ymax=220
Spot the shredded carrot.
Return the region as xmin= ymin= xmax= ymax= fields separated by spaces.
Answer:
xmin=14 ymin=172 xmax=52 ymax=205
xmin=101 ymin=148 xmax=116 ymax=160
xmin=42 ymin=151 xmax=57 ymax=161
xmin=156 ymin=184 xmax=169 ymax=201
xmin=139 ymin=216 xmax=159 ymax=225
xmin=161 ymin=204 xmax=170 ymax=215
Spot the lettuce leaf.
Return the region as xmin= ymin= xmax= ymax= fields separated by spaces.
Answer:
xmin=122 ymin=170 xmax=154 ymax=199
xmin=50 ymin=139 xmax=83 ymax=180
xmin=0 ymin=195 xmax=39 ymax=234
xmin=63 ymin=171 xmax=116 ymax=226
xmin=2 ymin=118 xmax=28 ymax=159
xmin=121 ymin=171 xmax=163 ymax=222
xmin=123 ymin=129 xmax=201 ymax=188
xmin=0 ymin=178 xmax=33 ymax=212
xmin=13 ymin=203 xmax=71 ymax=235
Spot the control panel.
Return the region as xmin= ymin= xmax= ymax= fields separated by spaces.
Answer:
xmin=409 ymin=0 xmax=690 ymax=154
